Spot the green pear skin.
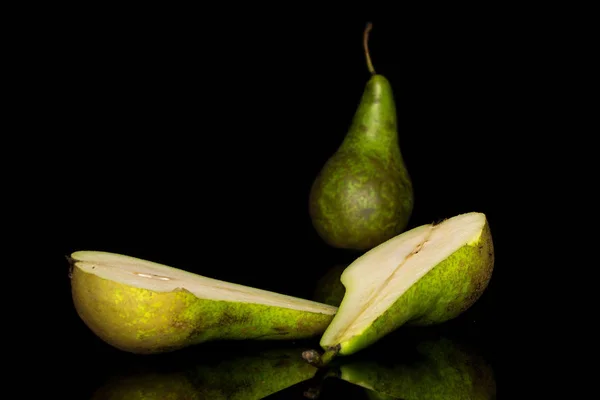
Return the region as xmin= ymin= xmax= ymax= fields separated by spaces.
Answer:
xmin=338 ymin=337 xmax=496 ymax=400
xmin=309 ymin=23 xmax=413 ymax=251
xmin=308 ymin=74 xmax=413 ymax=251
xmin=312 ymin=263 xmax=347 ymax=307
xmin=70 ymin=253 xmax=337 ymax=355
xmin=316 ymin=213 xmax=494 ymax=362
xmin=91 ymin=346 xmax=319 ymax=400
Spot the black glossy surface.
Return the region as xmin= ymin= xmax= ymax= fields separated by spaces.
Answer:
xmin=70 ymin=325 xmax=497 ymax=399
xmin=39 ymin=12 xmax=549 ymax=399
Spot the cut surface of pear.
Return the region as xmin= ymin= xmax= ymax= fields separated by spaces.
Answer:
xmin=70 ymin=251 xmax=337 ymax=354
xmin=317 ymin=212 xmax=494 ymax=361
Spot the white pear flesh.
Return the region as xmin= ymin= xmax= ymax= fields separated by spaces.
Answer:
xmin=70 ymin=251 xmax=337 ymax=354
xmin=319 ymin=212 xmax=494 ymax=357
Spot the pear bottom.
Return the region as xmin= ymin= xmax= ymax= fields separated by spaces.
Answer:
xmin=309 ymin=151 xmax=414 ymax=252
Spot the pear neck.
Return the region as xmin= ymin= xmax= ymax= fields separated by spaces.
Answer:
xmin=342 ymin=74 xmax=400 ymax=160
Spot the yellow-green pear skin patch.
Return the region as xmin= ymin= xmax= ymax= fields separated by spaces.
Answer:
xmin=71 ymin=263 xmax=336 ymax=354
xmin=323 ymin=216 xmax=494 ymax=357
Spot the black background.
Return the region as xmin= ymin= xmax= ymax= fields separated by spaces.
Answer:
xmin=23 ymin=6 xmax=589 ymax=398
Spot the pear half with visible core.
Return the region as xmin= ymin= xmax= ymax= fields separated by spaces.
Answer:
xmin=304 ymin=212 xmax=494 ymax=366
xmin=69 ymin=251 xmax=337 ymax=354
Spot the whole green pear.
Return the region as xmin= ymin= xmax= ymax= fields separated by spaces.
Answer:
xmin=309 ymin=23 xmax=413 ymax=251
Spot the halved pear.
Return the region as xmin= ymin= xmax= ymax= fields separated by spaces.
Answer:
xmin=69 ymin=251 xmax=338 ymax=354
xmin=308 ymin=212 xmax=494 ymax=364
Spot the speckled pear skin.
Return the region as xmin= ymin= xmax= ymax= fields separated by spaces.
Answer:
xmin=325 ymin=219 xmax=494 ymax=357
xmin=312 ymin=263 xmax=348 ymax=307
xmin=309 ymin=74 xmax=414 ymax=251
xmin=91 ymin=346 xmax=319 ymax=400
xmin=71 ymin=266 xmax=336 ymax=355
xmin=338 ymin=337 xmax=496 ymax=400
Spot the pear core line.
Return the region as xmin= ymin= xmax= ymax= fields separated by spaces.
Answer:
xmin=71 ymin=251 xmax=338 ymax=315
xmin=332 ymin=226 xmax=435 ymax=343
xmin=134 ymin=272 xmax=172 ymax=281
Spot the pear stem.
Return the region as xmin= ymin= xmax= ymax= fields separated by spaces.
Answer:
xmin=302 ymin=345 xmax=340 ymax=368
xmin=363 ymin=22 xmax=376 ymax=75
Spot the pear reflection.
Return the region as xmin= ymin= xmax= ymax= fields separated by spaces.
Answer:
xmin=89 ymin=331 xmax=495 ymax=399
xmin=90 ymin=343 xmax=319 ymax=400
xmin=334 ymin=335 xmax=496 ymax=400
